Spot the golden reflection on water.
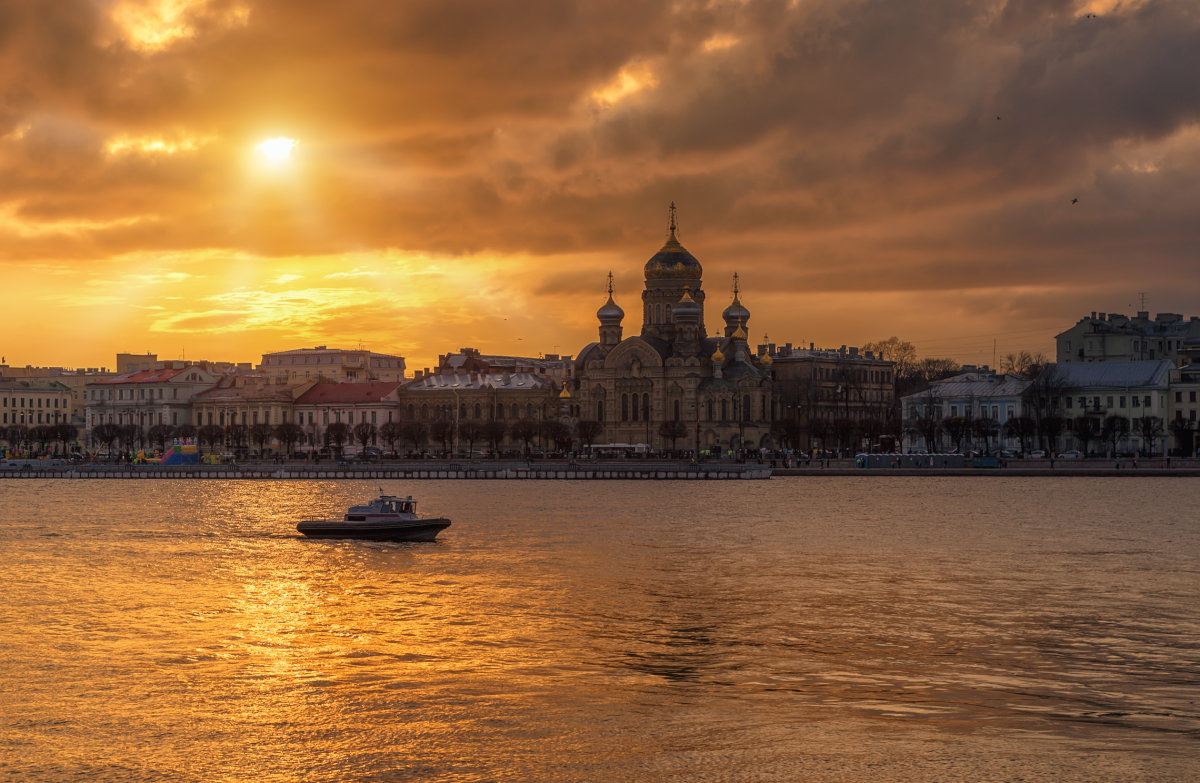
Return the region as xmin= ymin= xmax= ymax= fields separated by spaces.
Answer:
xmin=1 ymin=478 xmax=1199 ymax=781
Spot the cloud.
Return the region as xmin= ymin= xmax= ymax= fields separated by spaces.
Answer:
xmin=2 ymin=0 xmax=1199 ymax=368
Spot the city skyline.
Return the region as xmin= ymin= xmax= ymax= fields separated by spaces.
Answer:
xmin=4 ymin=1 xmax=1199 ymax=372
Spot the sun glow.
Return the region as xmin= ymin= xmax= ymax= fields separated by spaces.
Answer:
xmin=256 ymin=137 xmax=297 ymax=162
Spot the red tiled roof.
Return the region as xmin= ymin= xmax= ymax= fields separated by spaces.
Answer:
xmin=294 ymin=382 xmax=403 ymax=405
xmin=91 ymin=368 xmax=189 ymax=384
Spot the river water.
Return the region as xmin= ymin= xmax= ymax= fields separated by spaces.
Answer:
xmin=1 ymin=477 xmax=1197 ymax=782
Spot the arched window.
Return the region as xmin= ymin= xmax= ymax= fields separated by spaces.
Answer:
xmin=655 ymin=303 xmax=662 ymax=323
xmin=642 ymin=393 xmax=650 ymax=422
xmin=597 ymin=400 xmax=605 ymax=421
xmin=420 ymin=404 xmax=428 ymax=419
xmin=621 ymin=394 xmax=629 ymax=421
xmin=474 ymin=403 xmax=481 ymax=419
xmin=673 ymin=399 xmax=681 ymax=420
xmin=743 ymin=395 xmax=751 ymax=421
xmin=497 ymin=404 xmax=505 ymax=420
xmin=511 ymin=403 xmax=519 ymax=420
xmin=720 ymin=399 xmax=728 ymax=420
xmin=665 ymin=304 xmax=672 ymax=321
xmin=631 ymin=394 xmax=639 ymax=421
xmin=706 ymin=400 xmax=713 ymax=420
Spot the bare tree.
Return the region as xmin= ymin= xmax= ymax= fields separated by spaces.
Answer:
xmin=1101 ymin=415 xmax=1130 ymax=456
xmin=401 ymin=421 xmax=428 ymax=455
xmin=1003 ymin=415 xmax=1037 ymax=455
xmin=657 ymin=419 xmax=686 ymax=454
xmin=575 ymin=420 xmax=602 ymax=451
xmin=458 ymin=420 xmax=483 ymax=456
xmin=509 ymin=419 xmax=540 ymax=457
xmin=429 ymin=420 xmax=453 ymax=456
xmin=250 ymin=422 xmax=275 ymax=456
xmin=1072 ymin=415 xmax=1101 ymax=457
xmin=147 ymin=424 xmax=176 ymax=452
xmin=324 ymin=421 xmax=351 ymax=457
xmin=1136 ymin=415 xmax=1164 ymax=456
xmin=353 ymin=421 xmax=377 ymax=454
xmin=274 ymin=422 xmax=303 ymax=457
xmin=379 ymin=420 xmax=404 ymax=455
xmin=482 ymin=420 xmax=507 ymax=454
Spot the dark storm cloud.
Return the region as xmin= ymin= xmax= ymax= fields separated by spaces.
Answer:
xmin=1 ymin=0 xmax=1198 ymax=322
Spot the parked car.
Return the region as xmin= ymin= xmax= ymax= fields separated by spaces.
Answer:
xmin=1057 ymin=450 xmax=1082 ymax=459
xmin=1028 ymin=449 xmax=1047 ymax=458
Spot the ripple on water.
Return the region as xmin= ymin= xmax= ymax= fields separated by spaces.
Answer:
xmin=0 ymin=477 xmax=1198 ymax=782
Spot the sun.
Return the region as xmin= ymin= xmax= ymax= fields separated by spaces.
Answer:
xmin=256 ymin=137 xmax=297 ymax=162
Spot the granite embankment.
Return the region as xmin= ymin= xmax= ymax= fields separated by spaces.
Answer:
xmin=4 ymin=457 xmax=1199 ymax=479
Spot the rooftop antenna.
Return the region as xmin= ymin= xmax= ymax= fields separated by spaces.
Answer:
xmin=1139 ymin=292 xmax=1147 ymax=310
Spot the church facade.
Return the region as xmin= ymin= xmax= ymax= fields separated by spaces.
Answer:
xmin=569 ymin=207 xmax=775 ymax=454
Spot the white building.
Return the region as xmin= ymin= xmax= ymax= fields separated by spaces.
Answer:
xmin=901 ymin=366 xmax=1030 ymax=453
xmin=1056 ymin=311 xmax=1200 ymax=365
xmin=1053 ymin=360 xmax=1173 ymax=456
xmin=86 ymin=364 xmax=219 ymax=432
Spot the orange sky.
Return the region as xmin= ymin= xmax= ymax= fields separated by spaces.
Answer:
xmin=2 ymin=0 xmax=1199 ymax=372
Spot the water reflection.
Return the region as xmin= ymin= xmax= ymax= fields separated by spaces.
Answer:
xmin=1 ymin=478 xmax=1198 ymax=781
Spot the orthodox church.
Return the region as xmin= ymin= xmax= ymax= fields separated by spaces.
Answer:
xmin=571 ymin=205 xmax=774 ymax=453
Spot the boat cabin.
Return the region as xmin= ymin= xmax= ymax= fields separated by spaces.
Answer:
xmin=377 ymin=496 xmax=415 ymax=515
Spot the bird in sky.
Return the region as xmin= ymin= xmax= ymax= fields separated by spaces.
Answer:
xmin=1071 ymin=198 xmax=1079 ymax=204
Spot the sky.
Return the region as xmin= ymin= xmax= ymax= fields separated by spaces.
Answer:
xmin=2 ymin=0 xmax=1198 ymax=373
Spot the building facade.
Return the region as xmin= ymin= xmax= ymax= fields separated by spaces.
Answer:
xmin=0 ymin=379 xmax=74 ymax=428
xmin=1056 ymin=311 xmax=1200 ymax=365
xmin=259 ymin=346 xmax=406 ymax=384
xmin=900 ymin=367 xmax=1030 ymax=453
xmin=1053 ymin=360 xmax=1173 ymax=456
xmin=191 ymin=378 xmax=317 ymax=430
xmin=765 ymin=343 xmax=896 ymax=453
xmin=85 ymin=364 xmax=220 ymax=432
xmin=292 ymin=382 xmax=405 ymax=452
xmin=570 ymin=207 xmax=773 ymax=453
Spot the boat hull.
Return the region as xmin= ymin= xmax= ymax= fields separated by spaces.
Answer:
xmin=296 ymin=518 xmax=451 ymax=542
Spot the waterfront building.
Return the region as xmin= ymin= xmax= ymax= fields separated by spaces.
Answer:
xmin=764 ymin=342 xmax=896 ymax=453
xmin=292 ymin=381 xmax=405 ymax=453
xmin=1051 ymin=360 xmax=1173 ymax=456
xmin=401 ymin=370 xmax=557 ymax=454
xmin=0 ymin=379 xmax=74 ymax=429
xmin=0 ymin=364 xmax=115 ymax=432
xmin=1168 ymin=363 xmax=1200 ymax=456
xmin=85 ymin=363 xmax=220 ymax=432
xmin=1056 ymin=311 xmax=1200 ymax=365
xmin=570 ymin=205 xmax=773 ymax=453
xmin=259 ymin=346 xmax=406 ymax=384
xmin=429 ymin=347 xmax=572 ymax=387
xmin=191 ymin=378 xmax=318 ymax=430
xmin=900 ymin=366 xmax=1030 ymax=453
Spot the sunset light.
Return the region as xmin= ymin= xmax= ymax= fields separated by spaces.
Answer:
xmin=256 ymin=137 xmax=298 ymax=162
xmin=2 ymin=1 xmax=1197 ymax=384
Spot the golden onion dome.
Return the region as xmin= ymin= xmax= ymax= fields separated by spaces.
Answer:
xmin=711 ymin=346 xmax=725 ymax=363
xmin=644 ymin=230 xmax=703 ymax=281
xmin=673 ymin=287 xmax=702 ymax=320
xmin=558 ymin=386 xmax=573 ymax=399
